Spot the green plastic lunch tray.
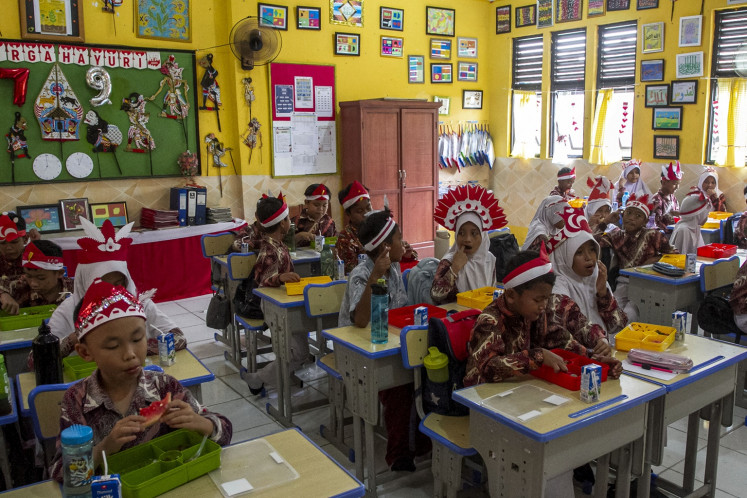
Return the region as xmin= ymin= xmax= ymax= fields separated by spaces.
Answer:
xmin=0 ymin=304 xmax=57 ymax=331
xmin=63 ymin=356 xmax=97 ymax=380
xmin=106 ymin=429 xmax=221 ymax=498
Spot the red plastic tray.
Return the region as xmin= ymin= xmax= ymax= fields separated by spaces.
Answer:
xmin=388 ymin=304 xmax=447 ymax=328
xmin=697 ymin=243 xmax=737 ymax=259
xmin=530 ymin=349 xmax=609 ymax=391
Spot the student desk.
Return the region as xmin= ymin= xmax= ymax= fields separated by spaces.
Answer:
xmin=290 ymin=249 xmax=321 ymax=277
xmin=0 ymin=326 xmax=38 ymax=378
xmin=15 ymin=348 xmax=214 ymax=416
xmin=252 ymin=286 xmax=338 ymax=426
xmin=0 ymin=428 xmax=364 ymax=497
xmin=665 ymin=226 xmax=721 ymax=244
xmin=616 ymin=336 xmax=747 ymax=497
xmin=451 ymin=375 xmax=663 ymax=498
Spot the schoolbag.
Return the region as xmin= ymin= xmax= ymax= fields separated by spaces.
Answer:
xmin=696 ymin=293 xmax=743 ymax=342
xmin=422 ymin=308 xmax=481 ymax=416
xmin=489 ymin=233 xmax=520 ymax=283
xmin=722 ymin=214 xmax=742 ymax=246
xmin=233 ymin=266 xmax=264 ymax=320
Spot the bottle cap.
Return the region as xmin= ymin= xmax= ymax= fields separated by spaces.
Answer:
xmin=61 ymin=424 xmax=93 ymax=445
xmin=423 ymin=346 xmax=448 ymax=370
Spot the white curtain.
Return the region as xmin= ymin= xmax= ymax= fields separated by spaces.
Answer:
xmin=511 ymin=90 xmax=540 ymax=158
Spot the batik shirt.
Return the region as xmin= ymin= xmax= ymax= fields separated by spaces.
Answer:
xmin=336 ymin=224 xmax=365 ymax=275
xmin=338 ymin=256 xmax=407 ymax=327
xmin=735 ymin=216 xmax=747 ymax=250
xmin=232 ymin=221 xmax=263 ymax=252
xmin=0 ymin=254 xmax=24 ymax=294
xmin=708 ymin=192 xmax=727 ymax=213
xmin=547 ymin=292 xmax=628 ymax=349
xmin=291 ymin=210 xmax=336 ymax=247
xmin=430 ymin=259 xmax=459 ymax=304
xmin=650 ymin=190 xmax=680 ymax=231
xmin=464 ymin=295 xmax=586 ymax=386
xmin=8 ymin=275 xmax=74 ymax=308
xmin=598 ymin=227 xmax=677 ymax=269
xmin=549 ymin=186 xmax=577 ymax=200
xmin=254 ymin=235 xmax=294 ymax=287
xmin=50 ymin=370 xmax=232 ymax=482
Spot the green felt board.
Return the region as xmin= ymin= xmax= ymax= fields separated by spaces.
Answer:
xmin=0 ymin=44 xmax=199 ymax=184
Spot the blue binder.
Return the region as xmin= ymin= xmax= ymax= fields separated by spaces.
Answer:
xmin=194 ymin=187 xmax=207 ymax=225
xmin=169 ymin=188 xmax=188 ymax=226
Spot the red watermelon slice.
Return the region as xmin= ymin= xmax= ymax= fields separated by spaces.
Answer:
xmin=140 ymin=393 xmax=172 ymax=427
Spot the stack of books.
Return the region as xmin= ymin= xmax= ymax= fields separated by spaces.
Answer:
xmin=140 ymin=208 xmax=180 ymax=229
xmin=206 ymin=207 xmax=232 ymax=223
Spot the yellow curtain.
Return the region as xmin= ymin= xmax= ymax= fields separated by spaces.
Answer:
xmin=589 ymin=88 xmax=621 ymax=165
xmin=510 ymin=90 xmax=540 ymax=158
xmin=715 ymin=78 xmax=747 ymax=167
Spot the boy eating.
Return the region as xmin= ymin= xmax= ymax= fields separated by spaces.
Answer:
xmin=50 ymin=279 xmax=231 ymax=481
xmin=549 ymin=167 xmax=577 ymax=200
xmin=293 ymin=183 xmax=336 ymax=247
xmin=6 ymin=240 xmax=73 ymax=312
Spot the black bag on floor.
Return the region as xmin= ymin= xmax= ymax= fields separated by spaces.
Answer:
xmin=489 ymin=233 xmax=520 ymax=283
xmin=206 ymin=293 xmax=231 ymax=329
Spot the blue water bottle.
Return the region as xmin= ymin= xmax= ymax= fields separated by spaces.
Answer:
xmin=370 ymin=278 xmax=388 ymax=344
xmin=621 ymin=190 xmax=630 ymax=208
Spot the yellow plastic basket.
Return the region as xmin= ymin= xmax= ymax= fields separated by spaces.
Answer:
xmin=658 ymin=254 xmax=686 ymax=269
xmin=708 ymin=211 xmax=733 ymax=220
xmin=456 ymin=286 xmax=503 ymax=310
xmin=615 ymin=322 xmax=676 ymax=352
xmin=285 ymin=276 xmax=332 ymax=295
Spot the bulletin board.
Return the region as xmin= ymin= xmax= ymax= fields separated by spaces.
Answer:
xmin=0 ymin=40 xmax=199 ymax=185
xmin=269 ymin=62 xmax=336 ymax=177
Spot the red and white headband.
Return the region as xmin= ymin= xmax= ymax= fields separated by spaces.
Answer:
xmin=626 ymin=193 xmax=653 ymax=218
xmin=75 ymin=279 xmax=146 ymax=340
xmin=557 ymin=167 xmax=576 ymax=181
xmin=305 ymin=184 xmax=330 ymax=201
xmin=22 ymin=242 xmax=63 ymax=271
xmin=363 ymin=216 xmax=396 ymax=252
xmin=341 ymin=181 xmax=370 ymax=210
xmin=503 ymin=246 xmax=553 ymax=289
xmin=259 ymin=195 xmax=289 ymax=228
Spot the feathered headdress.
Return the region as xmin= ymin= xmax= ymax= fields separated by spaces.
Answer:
xmin=548 ymin=207 xmax=592 ymax=253
xmin=661 ymin=161 xmax=683 ymax=181
xmin=433 ymin=184 xmax=507 ymax=231
xmin=626 ymin=193 xmax=654 ymax=217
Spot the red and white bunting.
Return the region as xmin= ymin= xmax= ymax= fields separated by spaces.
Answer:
xmin=6 ymin=43 xmax=24 ymax=63
xmin=0 ymin=43 xmax=156 ymax=69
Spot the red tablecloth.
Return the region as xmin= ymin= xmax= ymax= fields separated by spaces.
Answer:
xmin=58 ymin=222 xmax=244 ymax=302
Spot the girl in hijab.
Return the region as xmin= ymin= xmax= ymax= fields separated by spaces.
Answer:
xmin=697 ymin=166 xmax=727 ymax=212
xmin=615 ymin=159 xmax=652 ymax=207
xmin=584 ymin=176 xmax=618 ymax=235
xmin=670 ymin=187 xmax=711 ymax=255
xmin=430 ymin=185 xmax=507 ymax=304
xmin=547 ymin=207 xmax=628 ymax=355
xmin=521 ymin=195 xmax=569 ymax=252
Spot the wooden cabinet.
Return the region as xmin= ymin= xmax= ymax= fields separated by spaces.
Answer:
xmin=339 ymin=99 xmax=441 ymax=257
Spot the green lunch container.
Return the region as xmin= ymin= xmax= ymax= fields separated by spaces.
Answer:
xmin=423 ymin=347 xmax=449 ymax=383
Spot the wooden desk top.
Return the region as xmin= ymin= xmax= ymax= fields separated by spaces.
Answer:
xmin=323 ymin=325 xmax=403 ymax=359
xmin=453 ymin=375 xmax=663 ymax=443
xmin=615 ymin=335 xmax=747 ymax=391
xmin=17 ymin=349 xmax=213 ymax=412
xmin=1 ymin=429 xmax=363 ymax=498
xmin=253 ymin=286 xmax=307 ymax=308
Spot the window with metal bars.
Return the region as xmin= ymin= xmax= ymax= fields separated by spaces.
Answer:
xmin=707 ymin=7 xmax=747 ymax=163
xmin=551 ymin=29 xmax=586 ymax=159
xmin=511 ymin=35 xmax=543 ymax=157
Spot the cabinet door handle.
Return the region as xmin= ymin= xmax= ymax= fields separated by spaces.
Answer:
xmin=402 ymin=170 xmax=406 ymax=188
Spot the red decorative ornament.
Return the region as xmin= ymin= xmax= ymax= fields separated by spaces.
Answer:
xmin=0 ymin=68 xmax=30 ymax=107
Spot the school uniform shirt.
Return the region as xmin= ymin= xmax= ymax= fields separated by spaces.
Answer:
xmin=231 ymin=221 xmax=263 ymax=252
xmin=548 ymin=186 xmax=577 ymax=200
xmin=49 ymin=369 xmax=232 ymax=482
xmin=547 ymin=293 xmax=627 ymax=349
xmin=0 ymin=253 xmax=24 ymax=295
xmin=598 ymin=227 xmax=677 ymax=269
xmin=254 ymin=235 xmax=294 ymax=287
xmin=464 ymin=295 xmax=586 ymax=386
xmin=707 ymin=192 xmax=727 ymax=213
xmin=735 ymin=215 xmax=747 ymax=250
xmin=291 ymin=210 xmax=336 ymax=247
xmin=649 ymin=190 xmax=680 ymax=231
xmin=338 ymin=256 xmax=408 ymax=327
xmin=336 ymin=224 xmax=365 ymax=275
xmin=9 ymin=275 xmax=74 ymax=307
xmin=730 ymin=259 xmax=747 ymax=332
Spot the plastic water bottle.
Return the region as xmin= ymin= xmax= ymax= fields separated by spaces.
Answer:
xmin=621 ymin=191 xmax=630 ymax=208
xmin=370 ymin=278 xmax=389 ymax=344
xmin=321 ymin=244 xmax=334 ymax=278
xmin=0 ymin=355 xmax=10 ymax=416
xmin=62 ymin=424 xmax=94 ymax=496
xmin=284 ymin=222 xmax=296 ymax=254
xmin=33 ymin=319 xmax=63 ymax=386
xmin=335 ymin=258 xmax=345 ymax=280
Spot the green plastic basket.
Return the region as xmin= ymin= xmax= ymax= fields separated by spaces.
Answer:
xmin=106 ymin=429 xmax=221 ymax=498
xmin=63 ymin=356 xmax=97 ymax=380
xmin=0 ymin=304 xmax=57 ymax=331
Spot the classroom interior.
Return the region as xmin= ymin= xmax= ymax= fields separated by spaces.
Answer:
xmin=1 ymin=0 xmax=747 ymax=497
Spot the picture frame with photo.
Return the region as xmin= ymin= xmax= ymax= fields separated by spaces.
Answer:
xmin=588 ymin=0 xmax=606 ymax=17
xmin=640 ymin=59 xmax=665 ymax=81
xmin=457 ymin=37 xmax=478 ymax=58
xmin=516 ymin=5 xmax=537 ymax=27
xmin=60 ymin=198 xmax=90 ymax=231
xmin=676 ymin=51 xmax=704 ymax=78
xmin=679 ymin=15 xmax=702 ymax=47
xmin=90 ymin=202 xmax=128 ymax=228
xmin=642 ymin=22 xmax=664 ymax=53
xmin=670 ymin=80 xmax=698 ymax=104
xmin=380 ymin=6 xmax=404 ymax=31
xmin=653 ymin=135 xmax=679 ymax=159
xmin=20 ymin=0 xmax=85 ymax=42
xmin=556 ymin=0 xmax=583 ymax=23
xmin=434 ymin=96 xmax=450 ymax=116
xmin=426 ymin=6 xmax=455 ymax=36
xmin=645 ymin=84 xmax=669 ymax=107
xmin=381 ymin=36 xmax=404 ymax=57
xmin=258 ymin=3 xmax=289 ymax=30
xmin=296 ymin=6 xmax=321 ymax=30
xmin=430 ymin=39 xmax=452 ymax=59
xmin=408 ymin=55 xmax=425 ymax=84
xmin=636 ymin=0 xmax=658 ymax=9
xmin=335 ymin=32 xmax=360 ymax=56
xmin=16 ymin=204 xmax=63 ymax=234
xmin=496 ymin=5 xmax=511 ymax=34
xmin=457 ymin=62 xmax=478 ymax=82
xmin=607 ymin=0 xmax=631 ymax=11
xmin=652 ymin=107 xmax=683 ymax=130
xmin=431 ymin=63 xmax=453 ymax=83
xmin=463 ymin=90 xmax=483 ymax=110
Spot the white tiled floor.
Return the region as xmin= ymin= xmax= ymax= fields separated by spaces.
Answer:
xmin=169 ymin=294 xmax=747 ymax=497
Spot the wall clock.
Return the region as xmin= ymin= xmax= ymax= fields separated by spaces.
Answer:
xmin=32 ymin=153 xmax=62 ymax=181
xmin=66 ymin=152 xmax=95 ymax=179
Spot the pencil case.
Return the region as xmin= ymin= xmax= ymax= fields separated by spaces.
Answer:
xmin=627 ymin=348 xmax=693 ymax=373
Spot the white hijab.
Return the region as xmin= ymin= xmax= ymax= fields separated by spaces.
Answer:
xmin=521 ymin=196 xmax=568 ymax=251
xmin=442 ymin=212 xmax=496 ymax=292
xmin=617 ymin=166 xmax=652 ymax=200
xmin=550 ymin=230 xmax=608 ymax=330
xmin=670 ymin=196 xmax=709 ymax=255
xmin=584 ymin=198 xmax=612 ymax=221
xmin=698 ymin=170 xmax=722 ymax=197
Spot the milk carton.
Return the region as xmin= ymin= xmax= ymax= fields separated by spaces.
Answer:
xmin=580 ymin=364 xmax=602 ymax=403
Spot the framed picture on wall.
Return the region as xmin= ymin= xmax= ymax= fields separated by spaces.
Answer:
xmin=607 ymin=0 xmax=631 ymax=11
xmin=331 ymin=0 xmax=362 ymax=27
xmin=60 ymin=198 xmax=90 ymax=231
xmin=381 ymin=36 xmax=404 ymax=57
xmin=16 ymin=204 xmax=63 ymax=234
xmin=380 ymin=6 xmax=404 ymax=31
xmin=408 ymin=55 xmax=425 ymax=83
xmin=676 ymin=51 xmax=704 ymax=78
xmin=642 ymin=22 xmax=664 ymax=53
xmin=463 ymin=90 xmax=483 ymax=110
xmin=20 ymin=0 xmax=85 ymax=42
xmin=431 ymin=63 xmax=453 ymax=83
xmin=640 ymin=59 xmax=665 ymax=81
xmin=457 ymin=37 xmax=478 ymax=58
xmin=90 ymin=202 xmax=128 ymax=228
xmin=645 ymin=84 xmax=669 ymax=107
xmin=537 ymin=0 xmax=554 ymax=28
xmin=426 ymin=6 xmax=455 ymax=36
xmin=679 ymin=15 xmax=702 ymax=47
xmin=515 ymin=5 xmax=537 ymax=27
xmin=457 ymin=62 xmax=478 ymax=82
xmin=430 ymin=39 xmax=452 ymax=59
xmin=434 ymin=96 xmax=450 ymax=115
xmin=496 ymin=6 xmax=511 ymax=34
xmin=652 ymin=107 xmax=683 ymax=130
xmin=296 ymin=6 xmax=321 ymax=30
xmin=670 ymin=80 xmax=698 ymax=104
xmin=653 ymin=135 xmax=679 ymax=159
xmin=588 ymin=0 xmax=606 ymax=17
xmin=556 ymin=0 xmax=583 ymax=23
xmin=258 ymin=3 xmax=288 ymax=30
xmin=637 ymin=0 xmax=659 ymax=10
xmin=334 ymin=33 xmax=360 ymax=56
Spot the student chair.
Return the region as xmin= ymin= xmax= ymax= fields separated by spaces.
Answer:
xmin=400 ymin=325 xmax=476 ymax=498
xmin=28 ymin=382 xmax=71 ymax=471
xmin=720 ymin=213 xmax=742 ymax=245
xmin=200 ymin=232 xmax=236 ymax=291
xmin=697 ymin=255 xmax=742 ymax=340
xmin=402 ymin=268 xmax=411 ymax=292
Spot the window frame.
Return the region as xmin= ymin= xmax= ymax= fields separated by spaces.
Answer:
xmin=511 ymin=34 xmax=544 ymax=157
xmin=550 ymin=28 xmax=587 ymax=158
